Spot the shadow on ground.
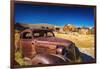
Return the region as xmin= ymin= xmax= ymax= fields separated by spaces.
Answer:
xmin=81 ymin=53 xmax=95 ymax=62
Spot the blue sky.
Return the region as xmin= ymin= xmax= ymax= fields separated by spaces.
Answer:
xmin=15 ymin=3 xmax=95 ymax=27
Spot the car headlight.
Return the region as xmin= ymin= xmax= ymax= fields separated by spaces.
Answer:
xmin=56 ymin=45 xmax=66 ymax=55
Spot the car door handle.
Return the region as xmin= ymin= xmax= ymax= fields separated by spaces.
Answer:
xmin=32 ymin=42 xmax=34 ymax=44
xmin=32 ymin=40 xmax=37 ymax=45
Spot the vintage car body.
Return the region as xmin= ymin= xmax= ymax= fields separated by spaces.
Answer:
xmin=17 ymin=29 xmax=81 ymax=65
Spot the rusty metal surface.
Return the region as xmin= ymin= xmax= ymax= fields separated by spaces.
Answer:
xmin=32 ymin=54 xmax=67 ymax=65
xmin=17 ymin=29 xmax=81 ymax=64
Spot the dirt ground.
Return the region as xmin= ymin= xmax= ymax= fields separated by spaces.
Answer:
xmin=54 ymin=32 xmax=95 ymax=58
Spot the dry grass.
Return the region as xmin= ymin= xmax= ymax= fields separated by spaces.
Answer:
xmin=54 ymin=33 xmax=94 ymax=48
xmin=54 ymin=32 xmax=95 ymax=57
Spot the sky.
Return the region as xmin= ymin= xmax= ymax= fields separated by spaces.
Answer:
xmin=15 ymin=3 xmax=95 ymax=27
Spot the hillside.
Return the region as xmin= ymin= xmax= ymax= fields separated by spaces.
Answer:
xmin=15 ymin=23 xmax=55 ymax=29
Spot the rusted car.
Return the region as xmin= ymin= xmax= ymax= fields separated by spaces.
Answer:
xmin=16 ymin=29 xmax=81 ymax=65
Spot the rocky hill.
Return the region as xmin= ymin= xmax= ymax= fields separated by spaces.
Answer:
xmin=15 ymin=23 xmax=55 ymax=30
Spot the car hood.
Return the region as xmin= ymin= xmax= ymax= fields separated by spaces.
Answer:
xmin=35 ymin=37 xmax=73 ymax=46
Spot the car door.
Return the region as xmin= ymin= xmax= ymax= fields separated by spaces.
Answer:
xmin=20 ymin=31 xmax=34 ymax=58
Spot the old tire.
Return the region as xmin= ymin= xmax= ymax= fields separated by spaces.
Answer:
xmin=32 ymin=54 xmax=67 ymax=65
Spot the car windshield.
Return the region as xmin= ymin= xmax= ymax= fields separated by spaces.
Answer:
xmin=33 ymin=30 xmax=54 ymax=38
